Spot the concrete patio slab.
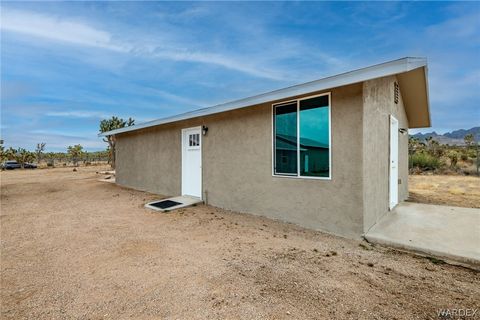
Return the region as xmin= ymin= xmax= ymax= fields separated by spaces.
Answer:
xmin=145 ymin=195 xmax=203 ymax=212
xmin=365 ymin=202 xmax=480 ymax=268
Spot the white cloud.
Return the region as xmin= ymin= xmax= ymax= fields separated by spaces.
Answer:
xmin=44 ymin=110 xmax=151 ymax=122
xmin=139 ymin=86 xmax=208 ymax=108
xmin=45 ymin=111 xmax=109 ymax=119
xmin=426 ymin=11 xmax=480 ymax=41
xmin=151 ymin=50 xmax=286 ymax=81
xmin=1 ymin=8 xmax=126 ymax=51
xmin=0 ymin=8 xmax=287 ymax=80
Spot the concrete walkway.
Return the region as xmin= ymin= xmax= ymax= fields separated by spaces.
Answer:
xmin=365 ymin=202 xmax=480 ymax=268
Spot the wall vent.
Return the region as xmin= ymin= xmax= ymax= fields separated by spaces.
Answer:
xmin=394 ymin=82 xmax=399 ymax=104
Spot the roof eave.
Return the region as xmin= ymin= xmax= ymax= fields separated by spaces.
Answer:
xmin=397 ymin=65 xmax=431 ymax=129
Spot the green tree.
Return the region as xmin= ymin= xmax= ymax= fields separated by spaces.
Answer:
xmin=67 ymin=144 xmax=84 ymax=166
xmin=99 ymin=116 xmax=135 ymax=169
xmin=45 ymin=152 xmax=56 ymax=167
xmin=425 ymin=137 xmax=440 ymax=156
xmin=5 ymin=147 xmax=16 ymax=160
xmin=16 ymin=148 xmax=35 ymax=168
xmin=464 ymin=133 xmax=474 ymax=148
xmin=35 ymin=142 xmax=46 ymax=163
xmin=409 ymin=137 xmax=422 ymax=153
xmin=447 ymin=150 xmax=459 ymax=168
xmin=0 ymin=145 xmax=5 ymax=163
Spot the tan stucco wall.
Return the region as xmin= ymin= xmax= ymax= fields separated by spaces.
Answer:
xmin=116 ymin=122 xmax=182 ymax=196
xmin=116 ymin=83 xmax=365 ymax=238
xmin=362 ymin=76 xmax=409 ymax=233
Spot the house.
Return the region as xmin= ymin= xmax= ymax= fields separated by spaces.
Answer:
xmin=99 ymin=57 xmax=430 ymax=239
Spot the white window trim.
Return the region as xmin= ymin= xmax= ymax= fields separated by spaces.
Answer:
xmin=271 ymin=92 xmax=332 ymax=181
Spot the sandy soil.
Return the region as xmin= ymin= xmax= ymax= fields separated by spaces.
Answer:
xmin=409 ymin=175 xmax=480 ymax=208
xmin=1 ymin=168 xmax=479 ymax=319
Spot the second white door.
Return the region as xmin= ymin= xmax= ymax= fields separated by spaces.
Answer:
xmin=389 ymin=115 xmax=399 ymax=210
xmin=182 ymin=127 xmax=202 ymax=198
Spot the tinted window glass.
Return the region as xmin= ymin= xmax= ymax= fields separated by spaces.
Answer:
xmin=299 ymin=96 xmax=330 ymax=177
xmin=274 ymin=102 xmax=297 ymax=175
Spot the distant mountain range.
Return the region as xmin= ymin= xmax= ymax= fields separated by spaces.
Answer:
xmin=411 ymin=127 xmax=480 ymax=145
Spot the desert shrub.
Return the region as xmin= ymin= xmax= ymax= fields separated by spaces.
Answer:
xmin=460 ymin=153 xmax=468 ymax=161
xmin=466 ymin=149 xmax=477 ymax=158
xmin=447 ymin=150 xmax=459 ymax=168
xmin=409 ymin=152 xmax=441 ymax=170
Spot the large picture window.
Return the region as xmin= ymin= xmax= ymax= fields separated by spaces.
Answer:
xmin=273 ymin=93 xmax=331 ymax=179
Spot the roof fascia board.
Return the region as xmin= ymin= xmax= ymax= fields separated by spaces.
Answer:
xmin=423 ymin=65 xmax=432 ymax=127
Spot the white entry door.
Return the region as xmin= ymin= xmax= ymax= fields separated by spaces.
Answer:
xmin=389 ymin=115 xmax=399 ymax=210
xmin=182 ymin=127 xmax=202 ymax=198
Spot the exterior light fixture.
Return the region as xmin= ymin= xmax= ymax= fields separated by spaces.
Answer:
xmin=202 ymin=125 xmax=209 ymax=136
xmin=399 ymin=128 xmax=408 ymax=135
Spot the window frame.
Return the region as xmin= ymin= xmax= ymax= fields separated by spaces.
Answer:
xmin=188 ymin=133 xmax=200 ymax=147
xmin=271 ymin=92 xmax=332 ymax=180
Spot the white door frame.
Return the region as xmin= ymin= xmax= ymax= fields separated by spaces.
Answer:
xmin=181 ymin=126 xmax=202 ymax=199
xmin=389 ymin=115 xmax=399 ymax=210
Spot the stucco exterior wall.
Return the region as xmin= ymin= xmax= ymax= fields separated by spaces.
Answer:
xmin=116 ymin=122 xmax=182 ymax=196
xmin=362 ymin=76 xmax=409 ymax=233
xmin=116 ymin=83 xmax=365 ymax=238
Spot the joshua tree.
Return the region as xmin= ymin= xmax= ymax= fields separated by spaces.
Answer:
xmin=5 ymin=147 xmax=16 ymax=160
xmin=67 ymin=144 xmax=84 ymax=166
xmin=408 ymin=137 xmax=425 ymax=154
xmin=447 ymin=150 xmax=459 ymax=168
xmin=45 ymin=152 xmax=56 ymax=167
xmin=464 ymin=133 xmax=474 ymax=148
xmin=35 ymin=142 xmax=46 ymax=163
xmin=16 ymin=148 xmax=35 ymax=168
xmin=425 ymin=136 xmax=440 ymax=156
xmin=0 ymin=145 xmax=4 ymax=162
xmin=99 ymin=116 xmax=135 ymax=169
xmin=464 ymin=134 xmax=480 ymax=175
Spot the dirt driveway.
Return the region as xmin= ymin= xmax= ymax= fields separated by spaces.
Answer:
xmin=1 ymin=168 xmax=479 ymax=319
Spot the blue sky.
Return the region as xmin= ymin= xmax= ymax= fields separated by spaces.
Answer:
xmin=1 ymin=1 xmax=479 ymax=152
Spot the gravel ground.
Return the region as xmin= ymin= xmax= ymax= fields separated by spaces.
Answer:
xmin=1 ymin=167 xmax=479 ymax=319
